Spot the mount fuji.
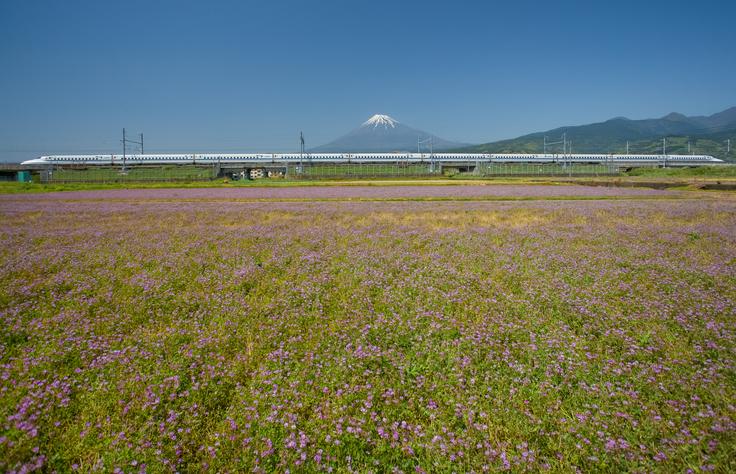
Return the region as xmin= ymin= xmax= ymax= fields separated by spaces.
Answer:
xmin=310 ymin=114 xmax=468 ymax=152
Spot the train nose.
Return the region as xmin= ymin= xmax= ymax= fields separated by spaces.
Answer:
xmin=20 ymin=158 xmax=47 ymax=165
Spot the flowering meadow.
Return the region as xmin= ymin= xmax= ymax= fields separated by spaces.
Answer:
xmin=1 ymin=186 xmax=735 ymax=472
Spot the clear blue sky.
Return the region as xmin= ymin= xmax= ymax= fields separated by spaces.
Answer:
xmin=1 ymin=0 xmax=735 ymax=161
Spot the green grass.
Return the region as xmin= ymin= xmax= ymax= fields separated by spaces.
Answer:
xmin=0 ymin=181 xmax=225 ymax=194
xmin=46 ymin=165 xmax=216 ymax=182
xmin=623 ymin=165 xmax=736 ymax=178
xmin=466 ymin=163 xmax=617 ymax=176
xmin=0 ymin=179 xmax=464 ymax=194
xmin=293 ymin=163 xmax=433 ymax=177
xmin=2 ymin=163 xmax=735 ymax=195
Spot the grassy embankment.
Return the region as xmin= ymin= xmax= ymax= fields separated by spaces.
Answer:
xmin=1 ymin=165 xmax=735 ymax=194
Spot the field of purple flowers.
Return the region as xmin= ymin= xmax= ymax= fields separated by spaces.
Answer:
xmin=1 ymin=187 xmax=735 ymax=472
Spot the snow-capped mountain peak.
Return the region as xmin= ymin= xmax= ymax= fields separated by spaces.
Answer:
xmin=362 ymin=114 xmax=398 ymax=128
xmin=311 ymin=114 xmax=468 ymax=152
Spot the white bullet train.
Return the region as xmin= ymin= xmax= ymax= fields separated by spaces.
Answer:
xmin=21 ymin=152 xmax=723 ymax=166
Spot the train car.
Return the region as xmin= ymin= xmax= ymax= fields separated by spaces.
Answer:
xmin=21 ymin=152 xmax=724 ymax=166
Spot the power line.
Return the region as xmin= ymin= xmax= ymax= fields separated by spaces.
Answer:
xmin=418 ymin=136 xmax=435 ymax=172
xmin=120 ymin=128 xmax=144 ymax=171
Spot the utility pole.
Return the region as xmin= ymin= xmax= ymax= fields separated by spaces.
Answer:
xmin=544 ymin=135 xmax=564 ymax=169
xmin=626 ymin=141 xmax=629 ymax=155
xmin=663 ymin=137 xmax=667 ymax=168
xmin=121 ymin=128 xmax=143 ymax=172
xmin=688 ymin=141 xmax=691 ymax=154
xmin=299 ymin=131 xmax=305 ymax=174
xmin=418 ymin=136 xmax=435 ymax=172
xmin=568 ymin=138 xmax=572 ymax=177
xmin=543 ymin=136 xmax=547 ymax=154
xmin=728 ymin=139 xmax=731 ymax=154
xmin=430 ymin=136 xmax=434 ymax=173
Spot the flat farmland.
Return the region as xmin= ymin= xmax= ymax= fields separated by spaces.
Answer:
xmin=0 ymin=185 xmax=735 ymax=472
xmin=3 ymin=184 xmax=673 ymax=201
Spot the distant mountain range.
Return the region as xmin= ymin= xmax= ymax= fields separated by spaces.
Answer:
xmin=457 ymin=107 xmax=736 ymax=160
xmin=310 ymin=114 xmax=467 ymax=152
xmin=310 ymin=108 xmax=735 ymax=160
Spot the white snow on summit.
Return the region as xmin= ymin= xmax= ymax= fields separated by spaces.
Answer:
xmin=362 ymin=114 xmax=399 ymax=128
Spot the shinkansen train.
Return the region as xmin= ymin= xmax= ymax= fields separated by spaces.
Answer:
xmin=21 ymin=152 xmax=723 ymax=166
